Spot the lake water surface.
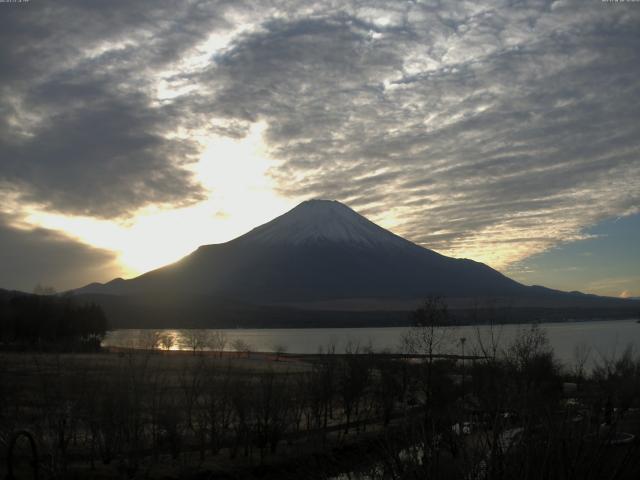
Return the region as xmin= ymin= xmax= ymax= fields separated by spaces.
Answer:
xmin=103 ymin=319 xmax=640 ymax=369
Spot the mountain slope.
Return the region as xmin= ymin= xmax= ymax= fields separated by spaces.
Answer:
xmin=78 ymin=200 xmax=526 ymax=302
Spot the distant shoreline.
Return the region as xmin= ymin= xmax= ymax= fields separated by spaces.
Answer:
xmin=106 ymin=315 xmax=640 ymax=331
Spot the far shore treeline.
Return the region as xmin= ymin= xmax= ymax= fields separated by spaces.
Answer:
xmin=0 ymin=290 xmax=108 ymax=351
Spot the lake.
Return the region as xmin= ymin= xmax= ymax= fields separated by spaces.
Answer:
xmin=103 ymin=318 xmax=640 ymax=369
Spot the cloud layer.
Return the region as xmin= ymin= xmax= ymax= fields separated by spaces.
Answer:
xmin=0 ymin=213 xmax=120 ymax=291
xmin=193 ymin=2 xmax=640 ymax=267
xmin=1 ymin=0 xmax=639 ymax=288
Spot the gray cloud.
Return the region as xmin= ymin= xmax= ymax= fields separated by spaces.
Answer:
xmin=190 ymin=2 xmax=640 ymax=265
xmin=1 ymin=0 xmax=639 ymax=274
xmin=2 ymin=88 xmax=206 ymax=217
xmin=0 ymin=0 xmax=239 ymax=217
xmin=0 ymin=213 xmax=121 ymax=292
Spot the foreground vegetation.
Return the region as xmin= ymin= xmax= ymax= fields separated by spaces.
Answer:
xmin=2 ymin=299 xmax=640 ymax=479
xmin=0 ymin=290 xmax=107 ymax=351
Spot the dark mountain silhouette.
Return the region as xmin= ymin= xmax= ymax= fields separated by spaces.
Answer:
xmin=74 ymin=200 xmax=638 ymax=327
xmin=77 ymin=200 xmax=525 ymax=300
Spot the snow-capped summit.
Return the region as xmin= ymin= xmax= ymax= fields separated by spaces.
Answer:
xmin=236 ymin=199 xmax=412 ymax=249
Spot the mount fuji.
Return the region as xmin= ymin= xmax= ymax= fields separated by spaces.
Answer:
xmin=76 ymin=200 xmax=638 ymax=327
xmin=78 ymin=200 xmax=525 ymax=300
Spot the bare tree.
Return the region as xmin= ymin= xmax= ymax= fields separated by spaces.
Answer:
xmin=402 ymin=296 xmax=453 ymax=358
xmin=401 ymin=296 xmax=454 ymax=400
xmin=182 ymin=329 xmax=208 ymax=355
xmin=401 ymin=296 xmax=455 ymax=470
xmin=506 ymin=324 xmax=554 ymax=372
xmin=159 ymin=333 xmax=175 ymax=351
xmin=572 ymin=342 xmax=592 ymax=381
xmin=202 ymin=363 xmax=234 ymax=455
xmin=339 ymin=342 xmax=371 ymax=434
xmin=471 ymin=298 xmax=504 ymax=362
xmin=373 ymin=357 xmax=401 ymax=426
xmin=207 ymin=330 xmax=228 ymax=357
xmin=272 ymin=343 xmax=288 ymax=361
xmin=231 ymin=338 xmax=251 ymax=358
xmin=137 ymin=330 xmax=161 ymax=351
xmin=252 ymin=368 xmax=292 ymax=459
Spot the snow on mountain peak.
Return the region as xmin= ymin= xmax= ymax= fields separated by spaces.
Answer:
xmin=237 ymin=199 xmax=413 ymax=249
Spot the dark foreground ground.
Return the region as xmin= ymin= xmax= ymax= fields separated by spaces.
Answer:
xmin=3 ymin=339 xmax=640 ymax=479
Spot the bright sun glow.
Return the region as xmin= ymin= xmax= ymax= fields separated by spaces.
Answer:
xmin=21 ymin=123 xmax=297 ymax=278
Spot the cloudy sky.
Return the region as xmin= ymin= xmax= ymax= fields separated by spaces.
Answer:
xmin=0 ymin=0 xmax=638 ymax=296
